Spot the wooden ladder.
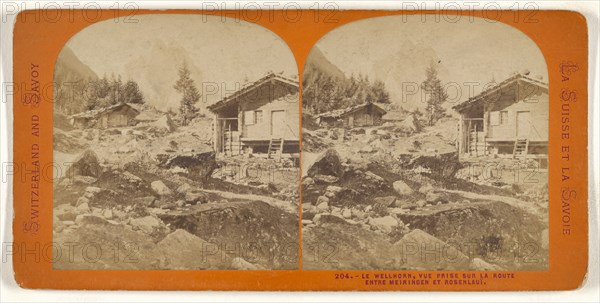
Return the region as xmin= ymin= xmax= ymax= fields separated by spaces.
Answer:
xmin=267 ymin=138 xmax=284 ymax=161
xmin=222 ymin=128 xmax=241 ymax=156
xmin=468 ymin=128 xmax=486 ymax=157
xmin=513 ymin=138 xmax=529 ymax=159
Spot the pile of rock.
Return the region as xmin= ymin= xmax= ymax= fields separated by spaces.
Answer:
xmin=54 ymin=193 xmax=171 ymax=239
xmin=306 ymin=149 xmax=344 ymax=184
xmin=303 ymin=192 xmax=406 ymax=236
xmin=146 ymin=180 xmax=210 ymax=210
xmin=65 ymin=149 xmax=103 ymax=179
xmin=157 ymin=151 xmax=217 ymax=182
xmin=53 ymin=201 xmax=122 ymax=234
xmin=393 ymin=229 xmax=470 ymax=270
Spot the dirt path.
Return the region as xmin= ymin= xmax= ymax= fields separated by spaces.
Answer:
xmin=200 ymin=188 xmax=298 ymax=214
xmin=439 ymin=188 xmax=544 ymax=218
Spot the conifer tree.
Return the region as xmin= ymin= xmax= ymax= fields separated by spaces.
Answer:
xmin=420 ymin=62 xmax=448 ymax=126
xmin=174 ymin=63 xmax=201 ymax=126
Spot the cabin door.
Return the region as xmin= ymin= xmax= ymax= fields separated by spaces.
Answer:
xmin=271 ymin=110 xmax=286 ymax=138
xmin=516 ymin=111 xmax=531 ymax=138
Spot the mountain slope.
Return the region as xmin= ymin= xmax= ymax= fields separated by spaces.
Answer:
xmin=54 ymin=46 xmax=99 ymax=83
xmin=125 ymin=40 xmax=204 ymax=112
xmin=302 ymin=46 xmax=392 ymax=114
xmin=371 ymin=40 xmax=449 ymax=110
xmin=53 ymin=46 xmax=99 ymax=114
xmin=304 ymin=46 xmax=346 ymax=81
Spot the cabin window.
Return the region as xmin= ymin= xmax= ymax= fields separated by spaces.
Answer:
xmin=490 ymin=111 xmax=500 ymax=126
xmin=244 ymin=110 xmax=255 ymax=125
xmin=255 ymin=110 xmax=263 ymax=124
xmin=500 ymin=111 xmax=509 ymax=125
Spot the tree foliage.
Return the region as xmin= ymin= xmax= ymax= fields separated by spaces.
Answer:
xmin=55 ymin=74 xmax=145 ymax=114
xmin=420 ymin=62 xmax=448 ymax=126
xmin=173 ymin=63 xmax=201 ymax=126
xmin=302 ymin=71 xmax=391 ymax=114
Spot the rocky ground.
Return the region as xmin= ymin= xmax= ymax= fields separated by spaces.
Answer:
xmin=53 ymin=117 xmax=299 ymax=270
xmin=301 ymin=115 xmax=548 ymax=271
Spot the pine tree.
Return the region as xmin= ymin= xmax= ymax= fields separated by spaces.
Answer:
xmin=301 ymin=66 xmax=392 ymax=114
xmin=420 ymin=62 xmax=448 ymax=126
xmin=174 ymin=63 xmax=201 ymax=126
xmin=121 ymin=80 xmax=144 ymax=104
xmin=373 ymin=79 xmax=390 ymax=104
xmin=345 ymin=75 xmax=358 ymax=99
xmin=106 ymin=73 xmax=121 ymax=106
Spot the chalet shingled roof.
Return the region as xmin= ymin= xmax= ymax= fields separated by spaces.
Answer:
xmin=206 ymin=72 xmax=299 ymax=112
xmin=70 ymin=103 xmax=140 ymax=119
xmin=317 ymin=102 xmax=387 ymax=119
xmin=452 ymin=73 xmax=548 ymax=113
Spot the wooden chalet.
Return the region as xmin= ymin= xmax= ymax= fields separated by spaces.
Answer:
xmin=452 ymin=73 xmax=548 ymax=165
xmin=70 ymin=103 xmax=140 ymax=129
xmin=206 ymin=73 xmax=300 ymax=160
xmin=317 ymin=102 xmax=387 ymax=128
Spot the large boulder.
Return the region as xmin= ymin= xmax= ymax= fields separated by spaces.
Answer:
xmin=307 ymin=149 xmax=344 ymax=179
xmin=158 ymin=151 xmax=217 ymax=182
xmin=184 ymin=191 xmax=208 ymax=205
xmin=398 ymin=113 xmax=421 ymax=133
xmin=316 ymin=195 xmax=329 ymax=206
xmin=130 ymin=216 xmax=162 ymax=234
xmin=75 ymin=197 xmax=89 ymax=207
xmin=393 ymin=229 xmax=469 ymax=270
xmin=151 ymin=114 xmax=176 ymax=132
xmin=406 ymin=151 xmax=461 ymax=179
xmin=155 ymin=229 xmax=230 ymax=270
xmin=316 ymin=202 xmax=330 ymax=213
xmin=393 ymin=180 xmax=413 ymax=196
xmin=65 ymin=149 xmax=102 ymax=178
xmin=368 ymin=216 xmax=399 ymax=234
xmin=470 ymin=257 xmax=504 ymax=271
xmin=373 ymin=196 xmax=397 ymax=207
xmin=76 ymin=201 xmax=91 ymax=213
xmin=176 ymin=183 xmax=192 ymax=194
xmin=425 ymin=191 xmax=449 ymax=204
xmin=151 ymin=180 xmax=172 ymax=196
xmin=230 ymin=257 xmax=263 ymax=270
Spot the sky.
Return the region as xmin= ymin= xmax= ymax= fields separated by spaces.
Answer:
xmin=64 ymin=14 xmax=298 ymax=111
xmin=313 ymin=15 xmax=548 ymax=110
xmin=64 ymin=14 xmax=548 ymax=112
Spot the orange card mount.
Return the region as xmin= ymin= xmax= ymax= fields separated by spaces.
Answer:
xmin=11 ymin=9 xmax=588 ymax=290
